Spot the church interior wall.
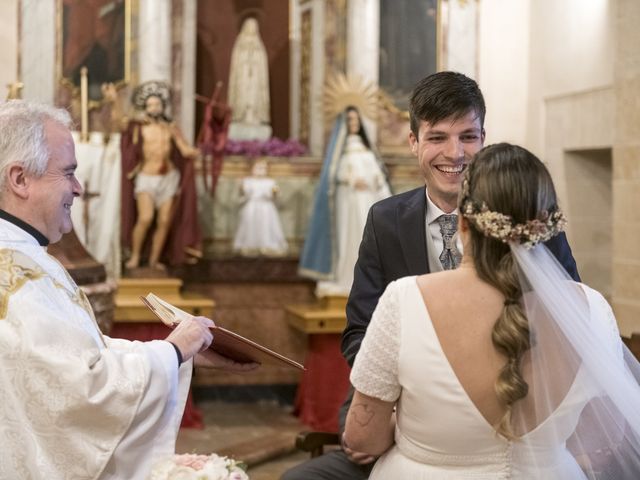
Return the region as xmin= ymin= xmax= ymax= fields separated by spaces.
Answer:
xmin=2 ymin=0 xmax=638 ymax=379
xmin=537 ymin=87 xmax=615 ymax=311
xmin=479 ymin=0 xmax=614 ymax=155
xmin=612 ymin=0 xmax=640 ymax=335
xmin=479 ymin=0 xmax=640 ymax=335
xmin=564 ymin=148 xmax=612 ymax=301
xmin=478 ymin=0 xmax=531 ymax=147
xmin=524 ymin=0 xmax=614 ymax=156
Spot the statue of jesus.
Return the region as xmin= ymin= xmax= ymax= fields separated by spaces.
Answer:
xmin=105 ymin=81 xmax=202 ymax=270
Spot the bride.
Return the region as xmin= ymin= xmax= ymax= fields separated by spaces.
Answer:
xmin=344 ymin=143 xmax=640 ymax=478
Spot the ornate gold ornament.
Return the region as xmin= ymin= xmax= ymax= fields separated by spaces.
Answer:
xmin=5 ymin=82 xmax=24 ymax=100
xmin=322 ymin=72 xmax=379 ymax=125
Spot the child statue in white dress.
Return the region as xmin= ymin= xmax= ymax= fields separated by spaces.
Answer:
xmin=233 ymin=159 xmax=288 ymax=256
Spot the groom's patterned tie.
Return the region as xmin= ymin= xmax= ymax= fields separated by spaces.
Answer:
xmin=437 ymin=214 xmax=462 ymax=270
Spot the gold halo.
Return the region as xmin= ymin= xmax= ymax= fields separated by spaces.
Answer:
xmin=322 ymin=72 xmax=378 ymax=126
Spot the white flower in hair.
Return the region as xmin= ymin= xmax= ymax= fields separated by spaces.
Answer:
xmin=462 ymin=200 xmax=567 ymax=249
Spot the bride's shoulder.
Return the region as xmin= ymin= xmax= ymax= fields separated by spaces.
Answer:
xmin=381 ymin=276 xmax=419 ymax=300
xmin=576 ymin=283 xmax=619 ymax=335
xmin=576 ymin=282 xmax=610 ymax=307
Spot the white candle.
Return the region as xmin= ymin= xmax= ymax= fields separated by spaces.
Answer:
xmin=80 ymin=66 xmax=89 ymax=142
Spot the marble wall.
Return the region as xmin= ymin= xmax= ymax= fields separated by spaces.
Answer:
xmin=612 ymin=0 xmax=640 ymax=335
xmin=544 ymin=0 xmax=640 ymax=335
xmin=20 ymin=0 xmax=55 ymax=103
xmin=545 ymin=87 xmax=614 ymax=302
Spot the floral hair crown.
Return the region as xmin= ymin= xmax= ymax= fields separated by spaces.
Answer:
xmin=460 ymin=179 xmax=567 ymax=249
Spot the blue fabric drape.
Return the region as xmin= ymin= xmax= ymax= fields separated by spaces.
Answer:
xmin=298 ymin=114 xmax=347 ymax=280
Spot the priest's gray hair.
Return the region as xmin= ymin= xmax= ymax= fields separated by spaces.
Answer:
xmin=0 ymin=100 xmax=72 ymax=193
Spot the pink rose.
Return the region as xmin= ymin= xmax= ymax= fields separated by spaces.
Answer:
xmin=174 ymin=454 xmax=210 ymax=470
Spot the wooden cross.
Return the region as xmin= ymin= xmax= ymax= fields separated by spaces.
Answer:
xmin=82 ymin=181 xmax=100 ymax=245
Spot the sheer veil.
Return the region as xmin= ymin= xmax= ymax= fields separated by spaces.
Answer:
xmin=509 ymin=242 xmax=640 ymax=479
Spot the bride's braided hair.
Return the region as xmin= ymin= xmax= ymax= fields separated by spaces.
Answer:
xmin=459 ymin=143 xmax=564 ymax=439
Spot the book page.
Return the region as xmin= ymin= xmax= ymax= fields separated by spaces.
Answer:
xmin=141 ymin=293 xmax=305 ymax=370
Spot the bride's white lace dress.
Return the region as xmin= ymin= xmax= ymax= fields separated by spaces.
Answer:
xmin=351 ymin=276 xmax=620 ymax=479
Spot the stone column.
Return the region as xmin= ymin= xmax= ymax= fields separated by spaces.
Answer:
xmin=290 ymin=0 xmax=326 ymax=156
xmin=443 ymin=0 xmax=479 ymax=79
xmin=346 ymin=0 xmax=379 ymax=142
xmin=179 ymin=0 xmax=197 ymax=141
xmin=139 ymin=0 xmax=172 ymax=83
xmin=612 ymin=0 xmax=640 ymax=334
xmin=0 ymin=0 xmax=18 ymax=96
xmin=20 ymin=0 xmax=55 ymax=103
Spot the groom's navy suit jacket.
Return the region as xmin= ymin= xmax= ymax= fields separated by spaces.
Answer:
xmin=341 ymin=186 xmax=580 ymax=367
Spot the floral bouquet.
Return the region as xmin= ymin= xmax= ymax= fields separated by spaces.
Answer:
xmin=148 ymin=453 xmax=249 ymax=480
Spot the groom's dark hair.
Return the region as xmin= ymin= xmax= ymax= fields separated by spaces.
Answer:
xmin=409 ymin=71 xmax=486 ymax=136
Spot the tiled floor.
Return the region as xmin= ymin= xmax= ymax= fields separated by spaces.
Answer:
xmin=176 ymin=400 xmax=310 ymax=480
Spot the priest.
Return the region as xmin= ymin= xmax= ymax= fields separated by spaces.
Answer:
xmin=0 ymin=100 xmax=256 ymax=479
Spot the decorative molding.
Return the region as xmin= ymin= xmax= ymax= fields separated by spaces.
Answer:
xmin=299 ymin=9 xmax=312 ymax=145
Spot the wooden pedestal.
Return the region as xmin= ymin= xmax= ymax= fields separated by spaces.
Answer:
xmin=115 ymin=277 xmax=215 ymax=322
xmin=286 ymin=295 xmax=350 ymax=431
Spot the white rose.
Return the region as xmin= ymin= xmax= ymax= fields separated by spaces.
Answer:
xmin=167 ymin=466 xmax=200 ymax=480
xmin=199 ymin=461 xmax=229 ymax=479
xmin=147 ymin=459 xmax=175 ymax=480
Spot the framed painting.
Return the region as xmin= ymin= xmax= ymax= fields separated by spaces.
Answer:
xmin=379 ymin=0 xmax=439 ymax=112
xmin=57 ymin=0 xmax=132 ymax=101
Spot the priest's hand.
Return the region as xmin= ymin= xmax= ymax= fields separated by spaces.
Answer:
xmin=165 ymin=316 xmax=214 ymax=362
xmin=195 ymin=349 xmax=260 ymax=372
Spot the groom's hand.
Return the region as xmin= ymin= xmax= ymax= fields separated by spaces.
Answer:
xmin=194 ymin=349 xmax=260 ymax=372
xmin=342 ymin=433 xmax=377 ymax=465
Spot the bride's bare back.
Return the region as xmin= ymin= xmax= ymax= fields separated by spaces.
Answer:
xmin=417 ymin=267 xmax=508 ymax=427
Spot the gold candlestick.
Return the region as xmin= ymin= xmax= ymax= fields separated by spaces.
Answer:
xmin=80 ymin=66 xmax=89 ymax=142
xmin=5 ymin=81 xmax=24 ymax=100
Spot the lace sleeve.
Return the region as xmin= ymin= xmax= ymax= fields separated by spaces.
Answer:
xmin=350 ymin=280 xmax=401 ymax=402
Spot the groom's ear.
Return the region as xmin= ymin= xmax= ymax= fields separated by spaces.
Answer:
xmin=408 ymin=131 xmax=418 ymax=156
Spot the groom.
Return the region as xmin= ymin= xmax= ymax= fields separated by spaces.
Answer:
xmin=283 ymin=71 xmax=579 ymax=480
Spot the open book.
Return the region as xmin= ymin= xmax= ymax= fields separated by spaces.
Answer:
xmin=141 ymin=293 xmax=305 ymax=371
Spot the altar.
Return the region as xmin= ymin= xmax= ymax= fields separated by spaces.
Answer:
xmin=286 ymin=296 xmax=351 ymax=432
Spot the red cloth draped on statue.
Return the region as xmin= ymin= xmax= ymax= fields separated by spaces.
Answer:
xmin=197 ymin=82 xmax=231 ymax=196
xmin=120 ymin=121 xmax=202 ymax=266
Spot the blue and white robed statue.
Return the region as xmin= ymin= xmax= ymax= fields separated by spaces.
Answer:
xmin=299 ymin=105 xmax=391 ymax=297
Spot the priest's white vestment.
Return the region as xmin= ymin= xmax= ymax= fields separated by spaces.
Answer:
xmin=0 ymin=218 xmax=191 ymax=479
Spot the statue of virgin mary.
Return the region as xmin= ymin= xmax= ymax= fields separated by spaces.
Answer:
xmin=299 ymin=106 xmax=391 ymax=297
xmin=227 ymin=17 xmax=272 ymax=141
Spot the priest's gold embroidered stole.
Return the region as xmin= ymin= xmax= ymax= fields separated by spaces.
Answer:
xmin=0 ymin=248 xmax=107 ymax=347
